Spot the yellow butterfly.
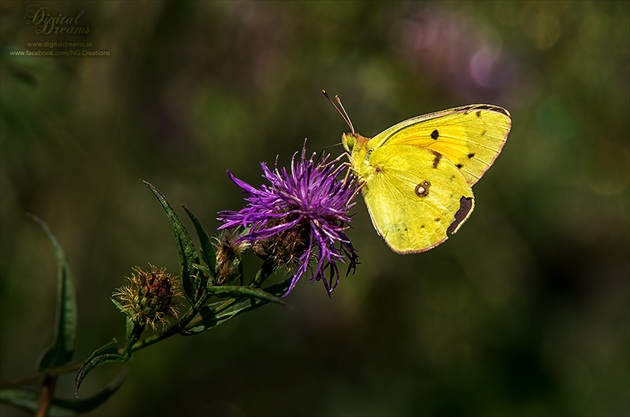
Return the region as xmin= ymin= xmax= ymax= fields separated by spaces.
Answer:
xmin=324 ymin=91 xmax=511 ymax=254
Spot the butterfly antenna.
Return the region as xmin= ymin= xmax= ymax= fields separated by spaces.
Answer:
xmin=322 ymin=90 xmax=355 ymax=134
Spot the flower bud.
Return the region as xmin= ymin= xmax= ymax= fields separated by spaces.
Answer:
xmin=112 ymin=265 xmax=181 ymax=330
xmin=214 ymin=230 xmax=248 ymax=285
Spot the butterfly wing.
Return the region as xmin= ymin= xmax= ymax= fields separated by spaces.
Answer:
xmin=368 ymin=105 xmax=511 ymax=186
xmin=361 ymin=143 xmax=474 ymax=254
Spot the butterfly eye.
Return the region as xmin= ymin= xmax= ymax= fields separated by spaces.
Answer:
xmin=342 ymin=133 xmax=356 ymax=152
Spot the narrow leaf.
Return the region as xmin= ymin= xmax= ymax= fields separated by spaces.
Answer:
xmin=0 ymin=371 xmax=126 ymax=416
xmin=29 ymin=215 xmax=77 ymax=372
xmin=110 ymin=297 xmax=126 ymax=314
xmin=0 ymin=388 xmax=39 ymax=415
xmin=56 ymin=370 xmax=126 ymax=412
xmin=142 ymin=181 xmax=200 ymax=303
xmin=207 ymin=285 xmax=285 ymax=305
xmin=182 ymin=301 xmax=248 ymax=335
xmin=0 ymin=388 xmax=73 ymax=417
xmin=193 ymin=263 xmax=213 ymax=277
xmin=183 ymin=279 xmax=290 ymax=335
xmin=183 ymin=206 xmax=216 ymax=275
xmin=75 ymin=340 xmax=127 ymax=395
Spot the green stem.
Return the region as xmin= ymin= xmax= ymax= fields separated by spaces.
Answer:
xmin=134 ymin=259 xmax=278 ymax=344
xmin=122 ymin=322 xmax=146 ymax=355
xmin=0 ymin=260 xmax=283 ymax=390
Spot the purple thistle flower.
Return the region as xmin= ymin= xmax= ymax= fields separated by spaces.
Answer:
xmin=217 ymin=144 xmax=359 ymax=296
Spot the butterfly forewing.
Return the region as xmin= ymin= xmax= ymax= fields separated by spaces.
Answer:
xmin=369 ymin=105 xmax=511 ymax=186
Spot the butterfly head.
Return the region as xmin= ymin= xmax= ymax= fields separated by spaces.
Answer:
xmin=342 ymin=132 xmax=369 ymax=153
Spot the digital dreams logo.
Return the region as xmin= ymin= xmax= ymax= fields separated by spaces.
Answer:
xmin=24 ymin=4 xmax=91 ymax=35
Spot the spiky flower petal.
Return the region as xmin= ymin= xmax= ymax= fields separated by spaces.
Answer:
xmin=217 ymin=144 xmax=359 ymax=296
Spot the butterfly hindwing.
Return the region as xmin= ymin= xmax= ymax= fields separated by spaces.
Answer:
xmin=361 ymin=144 xmax=474 ymax=254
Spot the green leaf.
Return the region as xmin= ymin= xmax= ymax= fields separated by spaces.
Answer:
xmin=183 ymin=300 xmax=252 ymax=335
xmin=75 ymin=340 xmax=127 ymax=395
xmin=0 ymin=387 xmax=73 ymax=417
xmin=193 ymin=263 xmax=213 ymax=277
xmin=142 ymin=181 xmax=201 ymax=303
xmin=183 ymin=206 xmax=216 ymax=276
xmin=1 ymin=371 xmax=126 ymax=415
xmin=183 ymin=279 xmax=290 ymax=335
xmin=0 ymin=388 xmax=37 ymax=414
xmin=207 ymin=285 xmax=285 ymax=305
xmin=56 ymin=370 xmax=126 ymax=412
xmin=29 ymin=214 xmax=77 ymax=372
xmin=110 ymin=297 xmax=126 ymax=314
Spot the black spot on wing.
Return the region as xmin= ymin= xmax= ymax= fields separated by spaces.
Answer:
xmin=431 ymin=151 xmax=442 ymax=168
xmin=447 ymin=197 xmax=474 ymax=235
xmin=476 ymin=110 xmax=481 ymax=117
xmin=431 ymin=129 xmax=439 ymax=140
xmin=456 ymin=163 xmax=463 ymax=169
xmin=467 ymin=153 xmax=475 ymax=159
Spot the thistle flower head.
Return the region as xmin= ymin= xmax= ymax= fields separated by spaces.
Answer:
xmin=217 ymin=144 xmax=359 ymax=296
xmin=112 ymin=265 xmax=181 ymax=330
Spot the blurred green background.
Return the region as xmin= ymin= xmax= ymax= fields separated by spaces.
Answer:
xmin=1 ymin=1 xmax=628 ymax=416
